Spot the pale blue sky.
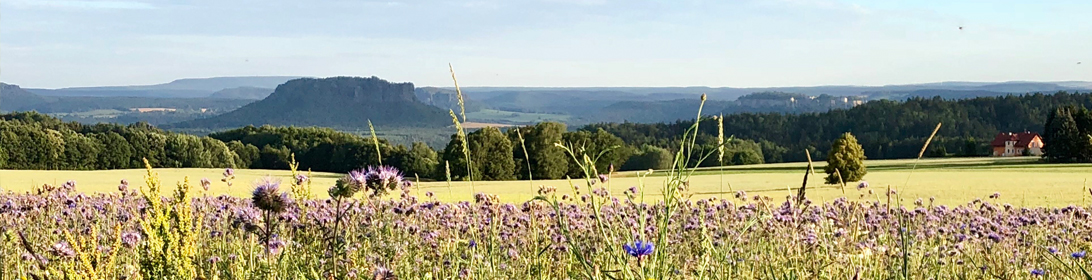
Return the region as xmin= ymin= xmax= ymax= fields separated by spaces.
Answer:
xmin=2 ymin=0 xmax=1089 ymax=88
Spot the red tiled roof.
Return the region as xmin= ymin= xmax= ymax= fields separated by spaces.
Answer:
xmin=990 ymin=132 xmax=1041 ymax=147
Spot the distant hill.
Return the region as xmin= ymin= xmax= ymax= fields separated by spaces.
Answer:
xmin=209 ymin=86 xmax=274 ymax=100
xmin=173 ymin=76 xmax=450 ymax=129
xmin=1 ymin=83 xmax=56 ymax=111
xmin=414 ymin=87 xmax=485 ymax=113
xmin=26 ymin=76 xmax=302 ymax=98
xmin=590 ymin=92 xmax=867 ymax=123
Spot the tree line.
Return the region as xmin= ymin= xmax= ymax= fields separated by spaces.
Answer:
xmin=0 ymin=112 xmax=764 ymax=180
xmin=1 ymin=112 xmax=236 ymax=170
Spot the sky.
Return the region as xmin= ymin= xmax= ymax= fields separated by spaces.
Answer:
xmin=1 ymin=0 xmax=1090 ymax=89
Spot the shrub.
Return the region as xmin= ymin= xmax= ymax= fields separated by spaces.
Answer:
xmin=825 ymin=132 xmax=867 ymax=184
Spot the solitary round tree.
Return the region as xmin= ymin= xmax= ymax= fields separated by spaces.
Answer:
xmin=825 ymin=132 xmax=867 ymax=184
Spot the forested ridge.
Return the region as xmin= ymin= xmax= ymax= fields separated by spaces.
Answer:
xmin=586 ymin=91 xmax=1092 ymax=162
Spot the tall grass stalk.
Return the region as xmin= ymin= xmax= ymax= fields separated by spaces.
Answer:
xmin=796 ymin=149 xmax=813 ymax=204
xmin=515 ymin=128 xmax=534 ymax=193
xmin=368 ymin=119 xmax=383 ymax=165
xmin=904 ymin=122 xmax=942 ymax=187
xmin=448 ymin=64 xmax=474 ymax=194
xmin=717 ymin=114 xmax=728 ymax=196
xmin=653 ymin=93 xmax=712 ymax=278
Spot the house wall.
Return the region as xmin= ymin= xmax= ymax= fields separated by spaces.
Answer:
xmin=1028 ymin=137 xmax=1044 ymax=155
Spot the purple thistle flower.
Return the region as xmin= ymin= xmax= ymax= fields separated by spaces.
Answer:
xmin=857 ymin=181 xmax=869 ymax=190
xmin=118 ymin=179 xmax=129 ymax=192
xmin=623 ymin=240 xmax=654 ymax=258
xmin=1073 ymin=251 xmax=1086 ymax=259
xmin=989 ymin=192 xmax=1001 ymax=199
xmin=223 ymin=168 xmax=235 ymax=177
xmin=200 ymin=178 xmax=212 ymax=192
xmin=598 ymin=174 xmax=609 ymax=184
xmin=295 ymin=174 xmax=309 ymax=186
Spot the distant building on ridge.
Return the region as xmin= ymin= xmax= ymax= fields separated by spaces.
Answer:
xmin=990 ymin=132 xmax=1043 ymax=157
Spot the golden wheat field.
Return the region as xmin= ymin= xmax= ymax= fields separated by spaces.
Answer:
xmin=2 ymin=157 xmax=1090 ymax=207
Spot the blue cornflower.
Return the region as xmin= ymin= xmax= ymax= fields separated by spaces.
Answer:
xmin=1048 ymin=247 xmax=1058 ymax=254
xmin=1030 ymin=269 xmax=1044 ymax=276
xmin=623 ymin=240 xmax=654 ymax=258
xmin=469 ymin=239 xmax=477 ymax=248
xmin=1072 ymin=251 xmax=1086 ymax=259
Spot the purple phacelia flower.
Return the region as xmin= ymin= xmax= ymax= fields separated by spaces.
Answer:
xmin=51 ymin=241 xmax=75 ymax=258
xmin=252 ymin=177 xmax=289 ymax=213
xmin=267 ymin=236 xmax=286 ymax=255
xmin=121 ymin=231 xmax=141 ymax=248
xmin=1073 ymin=251 xmax=1086 ymax=259
xmin=364 ymin=165 xmax=403 ymax=196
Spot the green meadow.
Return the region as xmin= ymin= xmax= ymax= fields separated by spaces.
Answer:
xmin=3 ymin=156 xmax=1088 ymax=207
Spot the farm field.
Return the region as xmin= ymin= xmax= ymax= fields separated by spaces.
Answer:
xmin=3 ymin=157 xmax=1088 ymax=207
xmin=466 ymin=109 xmax=572 ymax=124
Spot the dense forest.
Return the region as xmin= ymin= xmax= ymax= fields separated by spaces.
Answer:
xmin=0 ymin=112 xmax=762 ymax=180
xmin=586 ymin=91 xmax=1092 ymax=162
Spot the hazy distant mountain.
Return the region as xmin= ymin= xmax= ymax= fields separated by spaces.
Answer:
xmin=209 ymin=87 xmax=274 ymax=100
xmin=173 ymin=76 xmax=450 ymax=129
xmin=1 ymin=83 xmax=55 ymax=111
xmin=414 ymin=87 xmax=487 ymax=113
xmin=25 ymin=76 xmax=302 ymax=98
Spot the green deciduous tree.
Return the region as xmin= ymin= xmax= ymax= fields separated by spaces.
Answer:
xmin=620 ymin=144 xmax=674 ymax=171
xmin=467 ymin=127 xmax=516 ymax=181
xmin=561 ymin=129 xmax=633 ymax=177
xmin=227 ymin=141 xmax=260 ymax=169
xmin=391 ymin=142 xmax=438 ymax=179
xmin=439 ymin=133 xmax=470 ymax=180
xmin=94 ymin=132 xmax=134 ymax=169
xmin=509 ymin=122 xmax=568 ymax=180
xmin=825 ymin=132 xmax=867 ymax=184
